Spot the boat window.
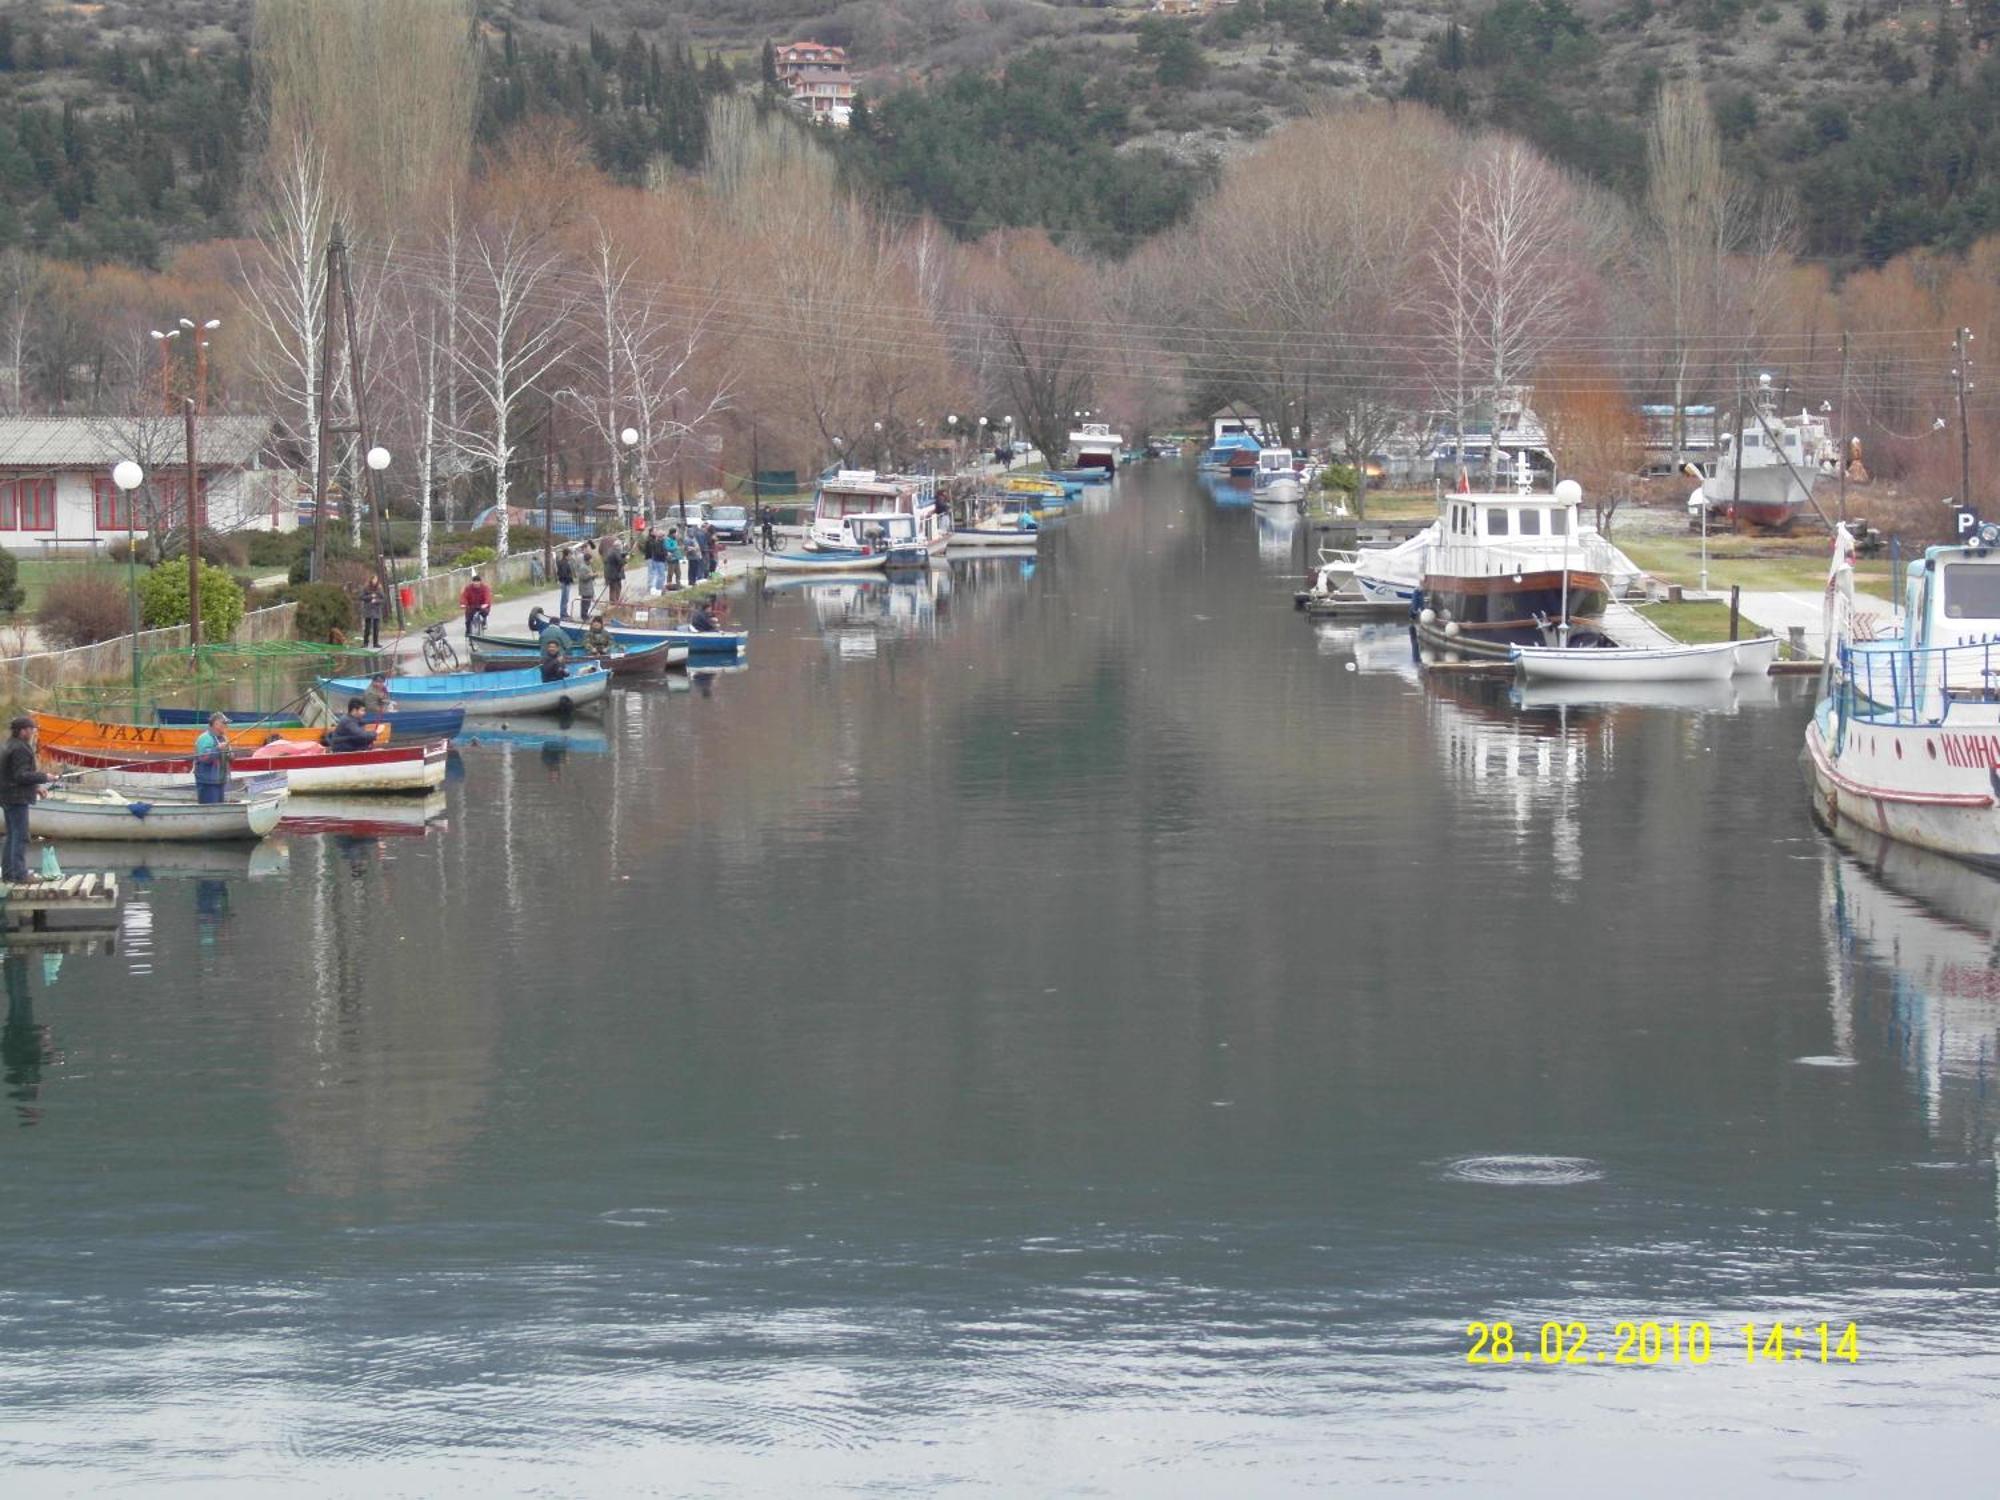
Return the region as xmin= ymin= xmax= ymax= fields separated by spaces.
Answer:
xmin=1741 ymin=433 xmax=1761 ymax=449
xmin=1940 ymin=562 xmax=2000 ymax=619
xmin=1486 ymin=508 xmax=1509 ymax=536
xmin=1550 ymin=508 xmax=1568 ymax=536
xmin=1517 ymin=508 xmax=1541 ymax=536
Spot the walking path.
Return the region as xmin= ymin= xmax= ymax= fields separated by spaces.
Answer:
xmin=1601 ymin=600 xmax=1677 ymax=649
xmin=1732 ymin=589 xmax=1895 ymax=659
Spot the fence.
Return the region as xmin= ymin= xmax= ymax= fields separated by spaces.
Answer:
xmin=0 ymin=601 xmax=299 ymax=705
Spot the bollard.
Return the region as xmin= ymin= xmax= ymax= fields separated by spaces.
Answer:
xmin=1728 ymin=584 xmax=1740 ymax=641
xmin=1789 ymin=624 xmax=1808 ymax=658
xmin=1668 ymin=584 xmax=1683 ymax=603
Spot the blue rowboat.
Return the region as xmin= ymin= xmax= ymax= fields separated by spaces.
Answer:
xmin=598 ymin=622 xmax=747 ymax=655
xmin=319 ymin=664 xmax=610 ymax=716
xmin=157 ymin=706 xmax=467 ymax=740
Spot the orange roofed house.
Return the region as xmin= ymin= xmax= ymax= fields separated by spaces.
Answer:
xmin=774 ymin=40 xmax=856 ymax=127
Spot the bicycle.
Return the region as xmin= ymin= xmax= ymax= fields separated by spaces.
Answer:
xmin=422 ymin=621 xmax=460 ymax=673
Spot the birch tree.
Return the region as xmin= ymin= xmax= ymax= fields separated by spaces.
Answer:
xmin=446 ymin=216 xmax=575 ymax=559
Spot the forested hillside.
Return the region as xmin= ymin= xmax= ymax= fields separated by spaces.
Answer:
xmin=2 ymin=0 xmax=1996 ymax=268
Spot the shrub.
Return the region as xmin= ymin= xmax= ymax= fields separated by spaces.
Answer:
xmin=35 ymin=575 xmax=130 ymax=648
xmin=287 ymin=536 xmax=364 ymax=585
xmin=139 ymin=561 xmax=245 ymax=641
xmin=0 ymin=544 xmax=20 ymax=616
xmin=288 ymin=582 xmax=355 ymax=642
xmin=156 ymin=528 xmax=249 ymax=569
xmin=454 ymin=545 xmax=496 ymax=567
xmin=245 ymin=530 xmax=309 ymax=568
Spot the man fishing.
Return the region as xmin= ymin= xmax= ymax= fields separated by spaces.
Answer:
xmin=0 ymin=717 xmax=50 ymax=884
xmin=323 ymin=699 xmax=377 ymax=753
xmin=192 ymin=712 xmax=234 ymax=805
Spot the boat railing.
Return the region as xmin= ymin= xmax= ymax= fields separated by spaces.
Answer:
xmin=1837 ymin=638 xmax=2000 ymax=725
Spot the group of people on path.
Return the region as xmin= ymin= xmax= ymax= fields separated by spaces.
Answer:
xmin=553 ymin=522 xmax=718 ymax=623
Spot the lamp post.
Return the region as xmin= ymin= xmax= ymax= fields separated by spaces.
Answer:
xmin=620 ymin=425 xmax=640 ymax=525
xmin=365 ymin=445 xmax=396 ymax=624
xmin=148 ymin=328 xmax=179 ymax=412
xmin=112 ymin=460 xmax=145 ymax=703
xmin=180 ymin=317 xmax=221 ymax=415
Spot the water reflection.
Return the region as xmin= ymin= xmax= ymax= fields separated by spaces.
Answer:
xmin=2 ymin=950 xmax=54 ymax=1125
xmin=1823 ymin=824 xmax=2000 ymax=1151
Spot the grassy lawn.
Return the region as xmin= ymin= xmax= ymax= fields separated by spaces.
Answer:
xmin=1616 ymin=531 xmax=1896 ymax=597
xmin=1634 ymin=600 xmax=1744 ymax=644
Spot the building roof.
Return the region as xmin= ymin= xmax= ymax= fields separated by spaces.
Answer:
xmin=0 ymin=415 xmax=278 ymax=469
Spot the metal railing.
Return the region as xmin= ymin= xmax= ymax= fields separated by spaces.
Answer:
xmin=1836 ymin=637 xmax=2000 ymax=727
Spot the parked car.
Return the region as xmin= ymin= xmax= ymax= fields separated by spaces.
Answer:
xmin=708 ymin=504 xmax=751 ymax=543
xmin=1010 ymin=440 xmax=1032 ymax=456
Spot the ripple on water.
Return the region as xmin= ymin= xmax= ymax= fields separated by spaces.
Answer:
xmin=1771 ymin=1454 xmax=1859 ymax=1484
xmin=1792 ymin=1056 xmax=1860 ymax=1069
xmin=1441 ymin=1155 xmax=1604 ymax=1187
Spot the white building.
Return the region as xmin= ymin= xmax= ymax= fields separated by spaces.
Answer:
xmin=0 ymin=416 xmax=300 ymax=554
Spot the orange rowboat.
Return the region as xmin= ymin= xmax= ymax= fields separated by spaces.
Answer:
xmin=31 ymin=711 xmax=385 ymax=759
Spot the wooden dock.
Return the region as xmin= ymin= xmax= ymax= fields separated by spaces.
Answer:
xmin=2 ymin=872 xmax=122 ymax=935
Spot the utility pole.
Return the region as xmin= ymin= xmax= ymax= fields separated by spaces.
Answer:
xmin=335 ymin=232 xmax=396 ymax=626
xmin=542 ymin=408 xmax=554 ymax=582
xmin=309 ymin=235 xmax=339 ymax=583
xmin=1837 ymin=331 xmax=1850 ymax=526
xmin=1955 ymin=325 xmax=1974 ymax=512
xmin=184 ymin=397 xmax=202 ymax=650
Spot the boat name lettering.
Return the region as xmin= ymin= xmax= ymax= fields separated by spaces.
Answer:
xmin=1939 ymin=732 xmax=2000 ymax=768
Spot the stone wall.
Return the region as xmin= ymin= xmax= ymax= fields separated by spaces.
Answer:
xmin=0 ymin=601 xmax=298 ymax=704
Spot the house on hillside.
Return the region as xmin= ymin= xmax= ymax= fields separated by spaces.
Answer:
xmin=774 ymin=40 xmax=856 ymax=127
xmin=0 ymin=416 xmax=301 ymax=553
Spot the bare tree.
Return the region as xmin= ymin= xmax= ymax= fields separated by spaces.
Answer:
xmin=445 ymin=216 xmax=576 ymax=558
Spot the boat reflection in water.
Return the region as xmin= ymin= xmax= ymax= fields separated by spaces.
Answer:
xmin=45 ymin=840 xmax=291 ymax=882
xmin=1254 ymin=499 xmax=1300 ymax=561
xmin=278 ymin=791 xmax=449 ymax=838
xmin=1510 ymin=670 xmax=1782 ymax=714
xmin=770 ymin=564 xmax=956 ymax=656
xmin=1821 ymin=820 xmax=2000 ymax=1151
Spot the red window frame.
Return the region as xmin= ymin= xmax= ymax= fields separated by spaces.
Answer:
xmin=0 ymin=478 xmax=53 ymax=532
xmin=94 ymin=474 xmax=133 ymax=531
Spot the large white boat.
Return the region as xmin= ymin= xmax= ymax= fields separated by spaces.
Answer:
xmin=1066 ymin=422 xmax=1124 ymax=475
xmin=1252 ymin=448 xmax=1302 ymax=504
xmin=1699 ymin=373 xmax=1835 ymax=532
xmin=808 ymin=469 xmax=951 ymax=554
xmin=1806 ymin=521 xmax=2000 ymax=866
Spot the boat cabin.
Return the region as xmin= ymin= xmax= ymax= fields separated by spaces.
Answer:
xmin=1434 ymin=488 xmax=1578 ymax=572
xmin=1256 ymin=448 xmax=1297 ymax=480
xmin=810 ymin=469 xmax=944 ymax=550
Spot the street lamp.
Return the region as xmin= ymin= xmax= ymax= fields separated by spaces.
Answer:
xmin=148 ymin=328 xmax=180 ymax=412
xmin=179 ymin=317 xmax=221 ymax=415
xmin=619 ymin=426 xmax=639 ymax=524
xmin=112 ymin=460 xmax=145 ymax=703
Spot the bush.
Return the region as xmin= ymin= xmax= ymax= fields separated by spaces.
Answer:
xmin=454 ymin=545 xmax=497 ymax=567
xmin=245 ymin=530 xmax=309 ymax=568
xmin=139 ymin=561 xmax=245 ymax=641
xmin=286 ymin=536 xmax=365 ymax=585
xmin=0 ymin=544 xmax=20 ymax=616
xmin=156 ymin=528 xmax=249 ymax=569
xmin=287 ymin=582 xmax=355 ymax=642
xmin=35 ymin=576 xmax=130 ymax=648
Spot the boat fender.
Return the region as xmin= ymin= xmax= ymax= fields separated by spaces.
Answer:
xmin=557 ymin=696 xmax=573 ymax=716
xmin=1444 ymin=622 xmax=1460 ymax=638
xmin=1419 ymin=609 xmax=1436 ymax=626
xmin=125 ymin=802 xmax=152 ymax=819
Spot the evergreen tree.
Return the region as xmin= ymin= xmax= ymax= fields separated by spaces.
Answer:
xmin=761 ymin=39 xmax=778 ymax=89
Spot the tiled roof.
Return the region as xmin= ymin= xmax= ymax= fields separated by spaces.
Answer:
xmin=0 ymin=416 xmax=279 ymax=469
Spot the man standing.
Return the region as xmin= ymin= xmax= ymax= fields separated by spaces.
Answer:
xmin=193 ymin=712 xmax=234 ymax=805
xmin=604 ymin=537 xmax=627 ymax=605
xmin=645 ymin=529 xmax=667 ymax=595
xmin=556 ymin=546 xmax=575 ymax=621
xmin=0 ymin=717 xmax=50 ymax=883
xmin=665 ymin=529 xmax=683 ymax=590
xmin=577 ymin=543 xmax=598 ymax=620
xmin=358 ymin=576 xmax=385 ymax=650
xmin=460 ymin=572 xmax=493 ymax=636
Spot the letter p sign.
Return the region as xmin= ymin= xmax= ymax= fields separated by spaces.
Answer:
xmin=1958 ymin=508 xmax=1980 ymax=536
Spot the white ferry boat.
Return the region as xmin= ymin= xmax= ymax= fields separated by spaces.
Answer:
xmin=808 ymin=469 xmax=952 ymax=556
xmin=1066 ymin=422 xmax=1124 ymax=474
xmin=1807 ymin=519 xmax=2000 ymax=866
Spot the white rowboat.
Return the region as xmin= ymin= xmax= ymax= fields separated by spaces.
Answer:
xmin=1511 ymin=639 xmax=1740 ymax=683
xmin=32 ymin=787 xmax=286 ymax=842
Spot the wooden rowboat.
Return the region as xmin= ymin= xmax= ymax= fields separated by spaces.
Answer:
xmin=154 ymin=706 xmax=467 ymax=740
xmin=319 ymin=664 xmax=610 ymax=716
xmin=54 ymin=741 xmax=447 ymax=796
xmin=764 ymin=550 xmax=887 ymax=574
xmin=32 ymin=786 xmax=286 ymax=842
xmin=1510 ymin=639 xmax=1739 ymax=684
xmin=33 ymin=711 xmax=382 ymax=758
xmin=466 ymin=632 xmax=687 ymax=675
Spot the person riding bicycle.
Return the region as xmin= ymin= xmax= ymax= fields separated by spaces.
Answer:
xmin=460 ymin=573 xmax=493 ymax=636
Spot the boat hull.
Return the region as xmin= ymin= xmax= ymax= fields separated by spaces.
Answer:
xmin=1421 ymin=569 xmax=1611 ymax=652
xmin=32 ymin=790 xmax=286 ymax=841
xmin=953 ymin=526 xmax=1043 ymax=547
xmin=57 ymin=742 xmax=448 ymax=795
xmin=598 ymin=623 xmax=747 ymax=654
xmin=153 ymin=706 xmax=466 ymax=740
xmin=1512 ymin=639 xmax=1737 ymax=683
xmin=1732 ymin=636 xmax=1779 ymax=675
xmin=319 ymin=667 xmax=610 ymax=716
xmin=467 ymin=635 xmax=686 ymax=675
xmin=765 ymin=551 xmax=887 ymax=573
xmin=1804 ymin=712 xmax=2000 ymax=869
xmin=32 ymin=712 xmax=376 ymax=758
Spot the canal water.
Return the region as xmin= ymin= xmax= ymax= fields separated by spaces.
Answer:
xmin=3 ymin=469 xmax=1997 ymax=1493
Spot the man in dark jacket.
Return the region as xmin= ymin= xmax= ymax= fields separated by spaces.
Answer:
xmin=0 ymin=716 xmax=50 ymax=883
xmin=323 ymin=700 xmax=377 ymax=753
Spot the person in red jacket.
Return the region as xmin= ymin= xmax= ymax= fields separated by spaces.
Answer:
xmin=460 ymin=573 xmax=493 ymax=636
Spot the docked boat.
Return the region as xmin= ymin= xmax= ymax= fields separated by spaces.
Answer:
xmin=154 ymin=705 xmax=467 ymax=741
xmin=1805 ymin=520 xmax=2000 ymax=866
xmin=1199 ymin=432 xmax=1259 ymax=473
xmin=1416 ymin=473 xmax=1617 ymax=657
xmin=808 ymin=469 xmax=952 ymax=553
xmin=1253 ymin=448 xmax=1303 ymax=504
xmin=1698 ymin=373 xmax=1834 ymax=532
xmin=594 ymin=618 xmax=748 ymax=655
xmin=763 ymin=549 xmax=888 ymax=574
xmin=1512 ymin=639 xmax=1739 ymax=684
xmin=466 ymin=631 xmax=687 ymax=675
xmin=1350 ymin=526 xmax=1435 ymax=607
xmin=61 ymin=741 xmax=448 ymax=796
xmin=32 ymin=784 xmax=286 ymax=842
xmin=954 ymin=520 xmax=1044 ymax=547
xmin=32 ymin=712 xmax=380 ymax=760
xmin=997 ymin=475 xmax=1078 ymax=506
xmin=1065 ymin=422 xmax=1124 ymax=475
xmin=319 ymin=665 xmax=610 ymax=717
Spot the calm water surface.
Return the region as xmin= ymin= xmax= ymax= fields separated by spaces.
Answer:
xmin=4 ymin=470 xmax=1998 ymax=1493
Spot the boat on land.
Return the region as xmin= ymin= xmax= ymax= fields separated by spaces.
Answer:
xmin=153 ymin=706 xmax=467 ymax=740
xmin=1064 ymin=422 xmax=1123 ymax=475
xmin=32 ymin=712 xmax=383 ymax=759
xmin=32 ymin=784 xmax=287 ymax=842
xmin=465 ymin=631 xmax=687 ymax=675
xmin=809 ymin=469 xmax=952 ymax=553
xmin=1512 ymin=639 xmax=1740 ymax=684
xmin=1698 ymin=373 xmax=1834 ymax=532
xmin=1415 ymin=470 xmax=1629 ymax=658
xmin=320 ymin=665 xmax=610 ymax=717
xmin=763 ymin=549 xmax=888 ymax=574
xmin=1805 ymin=519 xmax=2000 ymax=866
xmin=60 ymin=741 xmax=448 ymax=796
